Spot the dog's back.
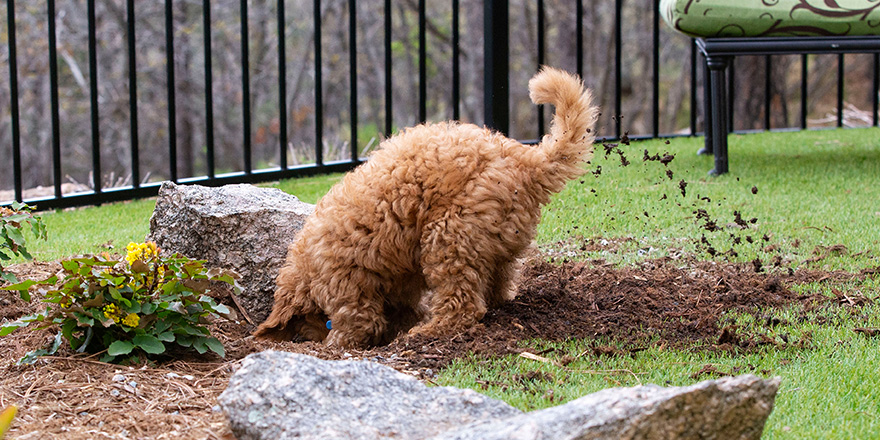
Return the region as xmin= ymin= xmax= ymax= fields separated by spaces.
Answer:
xmin=255 ymin=67 xmax=598 ymax=347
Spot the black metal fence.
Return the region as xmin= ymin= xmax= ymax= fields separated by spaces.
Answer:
xmin=2 ymin=0 xmax=879 ymax=210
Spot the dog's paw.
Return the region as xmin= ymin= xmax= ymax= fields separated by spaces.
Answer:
xmin=406 ymin=325 xmax=436 ymax=338
xmin=407 ymin=323 xmax=454 ymax=339
xmin=324 ymin=328 xmax=372 ymax=349
xmin=323 ymin=329 xmax=351 ymax=348
xmin=408 ymin=320 xmax=485 ymax=341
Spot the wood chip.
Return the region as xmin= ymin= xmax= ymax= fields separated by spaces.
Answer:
xmin=853 ymin=328 xmax=880 ymax=337
xmin=519 ymin=352 xmax=558 ymax=366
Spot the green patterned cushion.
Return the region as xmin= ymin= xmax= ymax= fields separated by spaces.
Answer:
xmin=661 ymin=0 xmax=880 ymax=37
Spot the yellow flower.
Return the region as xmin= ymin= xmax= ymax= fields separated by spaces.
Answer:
xmin=103 ymin=304 xmax=122 ymax=323
xmin=126 ymin=242 xmax=161 ymax=265
xmin=145 ymin=242 xmax=159 ymax=259
xmin=121 ymin=313 xmax=140 ymax=328
xmin=125 ymin=242 xmax=142 ymax=265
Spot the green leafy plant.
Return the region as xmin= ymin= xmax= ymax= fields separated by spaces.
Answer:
xmin=1 ymin=242 xmax=237 ymax=364
xmin=0 ymin=202 xmax=48 ymax=284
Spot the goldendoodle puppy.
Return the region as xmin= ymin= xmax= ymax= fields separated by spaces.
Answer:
xmin=255 ymin=67 xmax=598 ymax=347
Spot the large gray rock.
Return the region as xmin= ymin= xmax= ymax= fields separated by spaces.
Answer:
xmin=147 ymin=182 xmax=314 ymax=323
xmin=219 ymin=351 xmax=780 ymax=440
xmin=219 ymin=351 xmax=522 ymax=440
xmin=433 ymin=375 xmax=778 ymax=440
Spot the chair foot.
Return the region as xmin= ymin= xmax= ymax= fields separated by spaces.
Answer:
xmin=697 ymin=147 xmax=713 ymax=155
xmin=707 ymin=168 xmax=727 ymax=176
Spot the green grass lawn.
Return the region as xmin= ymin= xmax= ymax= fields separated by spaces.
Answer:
xmin=440 ymin=299 xmax=880 ymax=438
xmin=538 ymin=129 xmax=880 ymax=272
xmin=6 ymin=127 xmax=880 ymax=438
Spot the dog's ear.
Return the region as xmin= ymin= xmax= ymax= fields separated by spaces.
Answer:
xmin=254 ymin=311 xmax=330 ymax=342
xmin=253 ymin=286 xmax=307 ymax=340
xmin=255 ymin=265 xmax=325 ymax=341
xmin=253 ymin=310 xmax=303 ymax=341
xmin=298 ymin=313 xmax=332 ymax=342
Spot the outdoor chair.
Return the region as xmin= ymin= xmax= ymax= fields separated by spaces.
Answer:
xmin=661 ymin=0 xmax=880 ymax=175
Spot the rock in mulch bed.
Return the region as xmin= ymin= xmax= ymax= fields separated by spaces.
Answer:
xmin=220 ymin=351 xmax=780 ymax=440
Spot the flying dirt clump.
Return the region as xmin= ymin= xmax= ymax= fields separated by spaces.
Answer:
xmin=582 ymin=125 xmax=803 ymax=265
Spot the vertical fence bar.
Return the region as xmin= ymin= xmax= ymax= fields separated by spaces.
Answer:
xmin=652 ymin=0 xmax=659 ymax=137
xmin=6 ymin=0 xmax=22 ymax=202
xmin=452 ymin=0 xmax=460 ymax=121
xmin=536 ymin=0 xmax=545 ymax=135
xmin=575 ymin=0 xmax=582 ymax=77
xmin=241 ymin=0 xmax=252 ymax=173
xmin=800 ymin=54 xmax=808 ymax=129
xmin=87 ymin=0 xmax=102 ymax=195
xmin=689 ymin=39 xmax=697 ymax=135
xmin=614 ymin=0 xmax=622 ymax=139
xmin=384 ymin=0 xmax=392 ymax=136
xmin=126 ymin=0 xmax=139 ymax=188
xmin=483 ymin=0 xmax=509 ymax=135
xmin=203 ymin=0 xmax=215 ymax=177
xmin=764 ymin=55 xmax=771 ymax=130
xmin=314 ymin=0 xmax=323 ymax=165
xmin=874 ymin=53 xmax=879 ymax=126
xmin=349 ymin=0 xmax=358 ymax=162
xmin=728 ymin=59 xmax=735 ymax=130
xmin=418 ymin=0 xmax=427 ymax=123
xmin=165 ymin=0 xmax=177 ymax=182
xmin=277 ymin=0 xmax=287 ymax=169
xmin=48 ymin=0 xmax=63 ymax=197
xmin=837 ymin=53 xmax=844 ymax=128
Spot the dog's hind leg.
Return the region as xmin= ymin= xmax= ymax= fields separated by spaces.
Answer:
xmin=485 ymin=258 xmax=520 ymax=309
xmin=412 ymin=218 xmax=493 ymax=337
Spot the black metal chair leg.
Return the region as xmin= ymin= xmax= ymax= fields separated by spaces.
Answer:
xmin=707 ymin=55 xmax=730 ymax=175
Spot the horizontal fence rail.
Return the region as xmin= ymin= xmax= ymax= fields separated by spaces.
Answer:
xmin=2 ymin=0 xmax=879 ymax=210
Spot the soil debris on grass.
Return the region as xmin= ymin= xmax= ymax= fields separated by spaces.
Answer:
xmin=689 ymin=364 xmax=732 ymax=380
xmin=805 ymin=244 xmax=850 ymax=264
xmin=1 ymin=256 xmax=876 ymax=439
xmin=853 ymin=327 xmax=880 ymax=337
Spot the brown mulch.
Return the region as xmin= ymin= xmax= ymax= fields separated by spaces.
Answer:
xmin=0 ymin=257 xmax=876 ymax=439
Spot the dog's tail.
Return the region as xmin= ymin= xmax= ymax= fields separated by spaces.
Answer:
xmin=528 ymin=66 xmax=598 ymax=193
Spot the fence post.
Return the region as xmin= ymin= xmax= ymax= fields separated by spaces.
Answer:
xmin=6 ymin=0 xmax=22 ymax=202
xmin=483 ymin=0 xmax=508 ymax=135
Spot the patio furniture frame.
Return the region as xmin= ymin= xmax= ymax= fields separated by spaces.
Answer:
xmin=696 ymin=35 xmax=880 ymax=175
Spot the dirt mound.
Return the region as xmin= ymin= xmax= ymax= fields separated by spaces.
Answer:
xmin=204 ymin=256 xmax=868 ymax=376
xmin=367 ymin=257 xmax=865 ymax=372
xmin=492 ymin=259 xmax=785 ymax=344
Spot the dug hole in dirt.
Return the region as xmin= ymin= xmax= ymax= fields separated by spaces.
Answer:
xmin=0 ymin=255 xmax=876 ymax=439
